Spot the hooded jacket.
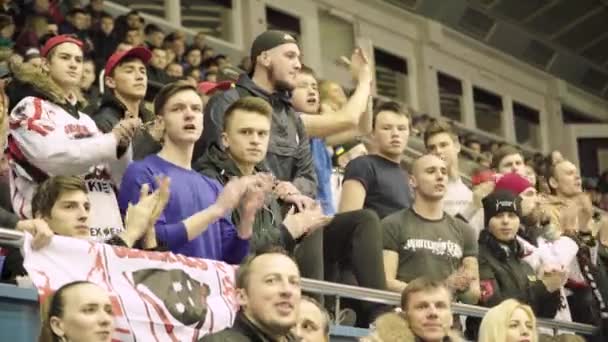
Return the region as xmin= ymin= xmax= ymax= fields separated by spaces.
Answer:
xmin=5 ymin=63 xmax=130 ymax=240
xmin=193 ymin=74 xmax=317 ymax=198
xmin=194 ymin=144 xmax=297 ymax=254
xmin=92 ymin=91 xmax=161 ymax=160
xmin=199 ymin=311 xmax=299 ymax=342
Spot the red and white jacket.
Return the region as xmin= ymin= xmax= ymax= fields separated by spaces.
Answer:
xmin=8 ymin=95 xmax=131 ymax=241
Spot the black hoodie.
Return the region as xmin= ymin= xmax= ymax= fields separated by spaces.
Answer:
xmin=194 ymin=74 xmax=317 ymax=198
xmin=92 ymin=91 xmax=161 ymax=160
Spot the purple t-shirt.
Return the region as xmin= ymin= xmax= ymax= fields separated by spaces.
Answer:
xmin=118 ymin=155 xmax=248 ymax=264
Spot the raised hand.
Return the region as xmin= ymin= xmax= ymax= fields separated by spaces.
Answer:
xmin=350 ymin=47 xmax=372 ymax=85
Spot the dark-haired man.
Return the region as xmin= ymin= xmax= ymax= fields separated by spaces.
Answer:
xmin=201 ymin=249 xmax=301 ymax=342
xmin=119 ymin=81 xmax=266 ymax=262
xmin=339 ymin=101 xmax=412 ymax=219
xmin=144 ymin=24 xmax=164 ymax=49
xmin=195 ymin=30 xmax=317 ymax=198
xmin=93 ymin=47 xmax=162 ymax=160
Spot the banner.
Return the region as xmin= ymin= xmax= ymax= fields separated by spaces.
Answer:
xmin=22 ymin=235 xmax=239 ymax=342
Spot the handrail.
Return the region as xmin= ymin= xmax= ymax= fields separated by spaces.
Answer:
xmin=0 ymin=228 xmax=596 ymax=335
xmin=300 ymin=278 xmax=597 ymax=336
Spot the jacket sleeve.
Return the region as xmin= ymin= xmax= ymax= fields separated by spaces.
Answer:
xmin=0 ymin=207 xmax=19 ymax=229
xmin=292 ymin=114 xmax=317 ymax=197
xmin=9 ymin=97 xmax=118 ymax=176
xmin=132 ymin=130 xmax=162 ymax=160
xmin=194 ymin=93 xmax=236 ymax=162
xmin=478 ymin=255 xmax=505 ymax=307
xmin=118 ymin=163 xmax=190 ymax=251
xmin=92 ymin=107 xmax=120 ymax=133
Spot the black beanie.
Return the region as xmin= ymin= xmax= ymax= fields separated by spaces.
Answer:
xmin=482 ymin=190 xmax=521 ymax=228
xmin=250 ymin=30 xmax=298 ymax=67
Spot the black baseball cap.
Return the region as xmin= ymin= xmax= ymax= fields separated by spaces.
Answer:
xmin=250 ymin=30 xmax=298 ymax=69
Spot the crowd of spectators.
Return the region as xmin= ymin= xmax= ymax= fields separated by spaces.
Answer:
xmin=0 ymin=1 xmax=606 ymax=341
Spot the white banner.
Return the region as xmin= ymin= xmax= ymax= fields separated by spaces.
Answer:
xmin=22 ymin=234 xmax=239 ymax=342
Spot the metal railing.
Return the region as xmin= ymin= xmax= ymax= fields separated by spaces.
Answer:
xmin=0 ymin=228 xmax=597 ymax=336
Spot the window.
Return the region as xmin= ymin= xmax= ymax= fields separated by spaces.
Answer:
xmin=181 ymin=0 xmax=235 ymax=42
xmin=562 ymin=105 xmax=604 ymax=123
xmin=437 ymin=72 xmax=463 ymax=122
xmin=374 ymin=48 xmax=408 ymax=101
xmin=513 ymin=102 xmax=540 ymax=148
xmin=473 ymin=86 xmax=503 ymax=136
xmin=266 ymin=7 xmax=301 ymax=40
xmin=318 ymin=10 xmax=354 ymax=68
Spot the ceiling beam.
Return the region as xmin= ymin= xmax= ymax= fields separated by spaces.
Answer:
xmin=549 ymin=5 xmax=604 ymax=39
xmin=577 ymin=30 xmax=608 ymax=54
xmin=521 ymin=0 xmax=560 ymax=24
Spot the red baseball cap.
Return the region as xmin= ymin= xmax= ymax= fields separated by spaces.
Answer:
xmin=197 ymin=81 xmax=233 ymax=95
xmin=40 ymin=35 xmax=84 ymax=57
xmin=105 ymin=47 xmax=152 ymax=76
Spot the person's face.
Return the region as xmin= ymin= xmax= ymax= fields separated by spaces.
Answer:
xmin=506 ymin=307 xmax=534 ymax=342
xmin=172 ymin=39 xmax=185 ymax=56
xmin=523 ymin=165 xmax=536 ymax=187
xmin=159 ymin=89 xmax=203 ymax=145
xmin=47 ymin=23 xmax=58 ymax=35
xmin=291 ymin=73 xmax=319 ymax=114
xmin=100 ymin=17 xmax=113 ymax=35
xmin=326 ymin=82 xmax=347 ymax=108
xmin=188 ymin=69 xmax=201 ymax=81
xmin=263 ymin=43 xmax=301 ymax=91
xmin=194 ymin=33 xmax=205 ymax=47
xmin=372 ymin=111 xmax=410 ymax=159
xmin=498 ymin=153 xmax=525 ymax=176
xmin=127 ymin=14 xmax=142 ymax=29
xmin=405 ymin=288 xmax=453 ymax=342
xmin=166 ymin=63 xmax=183 ymax=78
xmin=238 ymin=254 xmax=301 ymax=337
xmin=205 ymin=73 xmax=217 ymax=82
xmin=222 ymin=110 xmax=271 ymax=167
xmin=468 ymin=142 xmax=481 ymax=154
xmin=0 ymin=23 xmax=14 ymax=39
xmin=552 ymin=161 xmax=582 ymax=197
xmin=186 ymin=49 xmax=201 ymax=67
xmin=520 ymin=187 xmax=541 ymax=220
xmin=412 ymin=155 xmax=448 ymax=201
xmin=292 ymin=300 xmax=328 ymax=342
xmin=34 ymin=0 xmax=49 ymax=12
xmin=202 ymin=48 xmax=215 ymax=61
xmin=107 ymin=59 xmax=147 ymax=99
xmin=80 ymin=61 xmax=95 ymax=90
xmin=72 ymin=13 xmax=87 ymax=30
xmin=148 ymin=31 xmax=164 ymax=48
xmin=91 ymin=0 xmax=104 ymax=12
xmin=150 ymin=49 xmax=167 ymax=69
xmin=50 ymin=283 xmax=114 ymax=342
xmin=126 ymin=29 xmax=143 ymax=46
xmin=426 ymin=132 xmax=460 ymax=169
xmin=42 ymin=190 xmax=91 ymax=239
xmin=46 ymin=43 xmax=84 ymax=90
xmin=488 ymin=211 xmax=520 ymax=242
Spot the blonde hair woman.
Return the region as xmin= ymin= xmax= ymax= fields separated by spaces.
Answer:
xmin=479 ymin=299 xmax=537 ymax=342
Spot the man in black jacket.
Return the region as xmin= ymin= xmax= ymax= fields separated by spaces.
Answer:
xmin=200 ymin=248 xmax=300 ymax=342
xmin=93 ymin=46 xmax=163 ymax=160
xmin=194 ymin=30 xmax=317 ymax=198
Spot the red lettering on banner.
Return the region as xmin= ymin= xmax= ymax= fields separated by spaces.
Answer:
xmin=111 ymin=245 xmax=209 ymax=270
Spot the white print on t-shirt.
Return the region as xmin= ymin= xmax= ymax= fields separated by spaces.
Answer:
xmin=403 ymin=238 xmax=463 ymax=259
